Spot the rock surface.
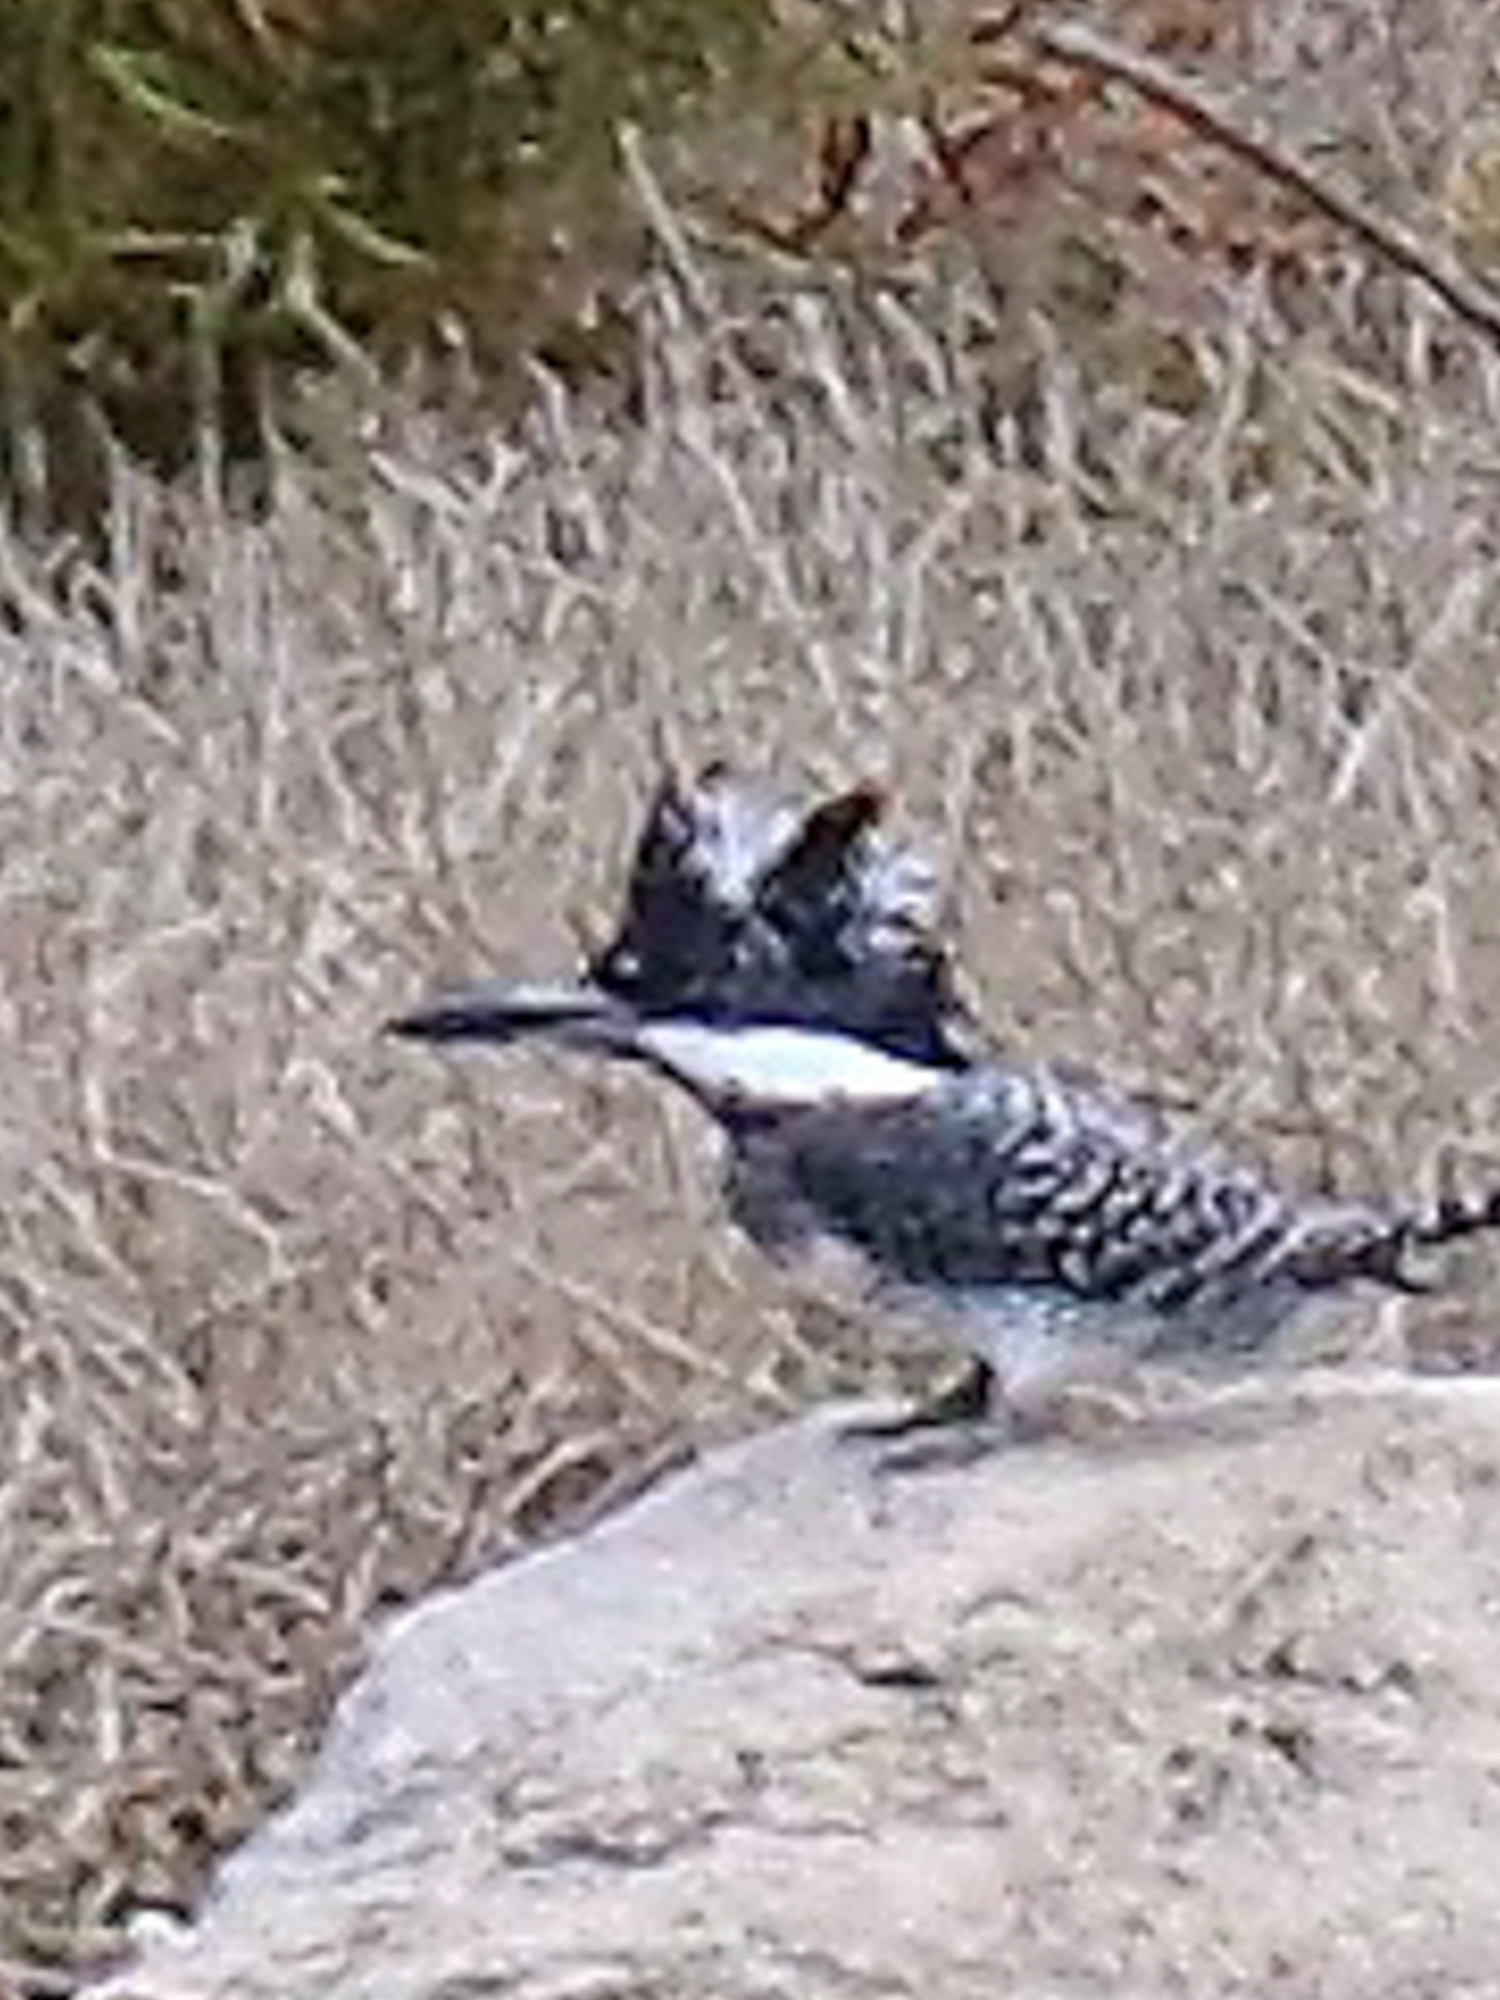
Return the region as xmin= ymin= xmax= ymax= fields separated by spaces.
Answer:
xmin=92 ymin=1374 xmax=1500 ymax=2000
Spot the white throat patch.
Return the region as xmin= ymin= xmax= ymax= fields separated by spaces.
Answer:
xmin=635 ymin=1021 xmax=944 ymax=1109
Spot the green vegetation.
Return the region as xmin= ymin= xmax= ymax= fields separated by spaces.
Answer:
xmin=0 ymin=0 xmax=771 ymax=519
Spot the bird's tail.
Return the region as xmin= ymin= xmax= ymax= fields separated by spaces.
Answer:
xmin=1399 ymin=1181 xmax=1500 ymax=1258
xmin=1288 ymin=1180 xmax=1500 ymax=1296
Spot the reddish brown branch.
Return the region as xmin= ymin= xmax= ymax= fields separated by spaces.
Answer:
xmin=1023 ymin=18 xmax=1500 ymax=347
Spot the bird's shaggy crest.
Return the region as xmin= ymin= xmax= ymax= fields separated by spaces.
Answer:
xmin=585 ymin=766 xmax=976 ymax=1067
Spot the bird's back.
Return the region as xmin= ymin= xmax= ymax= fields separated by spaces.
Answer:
xmin=724 ymin=1057 xmax=1409 ymax=1365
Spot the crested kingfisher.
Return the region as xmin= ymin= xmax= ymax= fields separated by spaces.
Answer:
xmin=392 ymin=767 xmax=1500 ymax=1440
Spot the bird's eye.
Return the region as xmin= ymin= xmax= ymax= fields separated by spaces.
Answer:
xmin=591 ymin=941 xmax=645 ymax=995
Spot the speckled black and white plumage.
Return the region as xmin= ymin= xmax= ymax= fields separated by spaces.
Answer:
xmin=394 ymin=768 xmax=1500 ymax=1434
xmin=722 ymin=1059 xmax=1499 ymax=1415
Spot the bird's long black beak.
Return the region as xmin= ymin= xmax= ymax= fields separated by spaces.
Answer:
xmin=387 ymin=979 xmax=634 ymax=1051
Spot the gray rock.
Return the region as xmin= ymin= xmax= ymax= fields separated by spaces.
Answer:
xmin=91 ymin=1374 xmax=1500 ymax=2000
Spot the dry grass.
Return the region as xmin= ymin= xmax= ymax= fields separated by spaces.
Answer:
xmin=8 ymin=14 xmax=1500 ymax=1987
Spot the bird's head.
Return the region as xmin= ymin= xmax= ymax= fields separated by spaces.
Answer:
xmin=585 ymin=765 xmax=976 ymax=1065
xmin=389 ymin=766 xmax=980 ymax=1081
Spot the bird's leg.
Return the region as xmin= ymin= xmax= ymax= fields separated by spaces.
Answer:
xmin=843 ymin=1355 xmax=995 ymax=1443
xmin=853 ymin=1367 xmax=1017 ymax=1475
xmin=847 ymin=1343 xmax=1149 ymax=1472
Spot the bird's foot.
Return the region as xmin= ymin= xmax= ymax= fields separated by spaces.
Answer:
xmin=840 ymin=1359 xmax=1010 ymax=1474
xmin=841 ymin=1358 xmax=994 ymax=1443
xmin=844 ymin=1367 xmax=1145 ymax=1475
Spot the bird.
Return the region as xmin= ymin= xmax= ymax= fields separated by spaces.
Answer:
xmin=391 ymin=766 xmax=1500 ymax=1444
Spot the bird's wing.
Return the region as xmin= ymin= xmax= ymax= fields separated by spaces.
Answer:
xmin=732 ymin=1061 xmax=1304 ymax=1315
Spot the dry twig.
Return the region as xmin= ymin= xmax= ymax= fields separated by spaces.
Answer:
xmin=1025 ymin=18 xmax=1500 ymax=347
